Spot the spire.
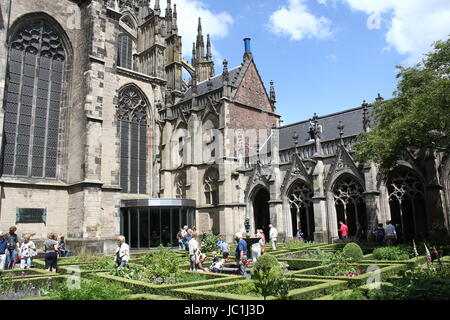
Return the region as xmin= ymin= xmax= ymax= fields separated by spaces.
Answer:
xmin=362 ymin=100 xmax=370 ymax=132
xmin=165 ymin=0 xmax=173 ymax=34
xmin=196 ymin=17 xmax=205 ymax=60
xmin=206 ymin=34 xmax=212 ymax=60
xmin=191 ymin=43 xmax=196 ymax=65
xmin=270 ymin=80 xmax=276 ymax=108
xmin=222 ymin=59 xmax=229 ymax=81
xmin=154 ymin=0 xmax=160 ymax=15
xmin=337 ymin=120 xmax=345 ymax=145
xmin=172 ymin=4 xmax=178 ymax=33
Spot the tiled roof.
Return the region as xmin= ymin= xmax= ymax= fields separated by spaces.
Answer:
xmin=278 ymin=105 xmax=374 ymax=151
xmin=176 ymin=67 xmax=242 ymax=104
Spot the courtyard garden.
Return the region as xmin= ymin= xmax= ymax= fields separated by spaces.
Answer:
xmin=1 ymin=239 xmax=449 ymax=300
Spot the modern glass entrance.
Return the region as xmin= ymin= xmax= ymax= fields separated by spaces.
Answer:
xmin=120 ymin=199 xmax=196 ymax=248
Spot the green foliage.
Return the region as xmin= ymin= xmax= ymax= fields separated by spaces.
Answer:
xmin=320 ymin=251 xmax=359 ymax=276
xmin=251 ymin=254 xmax=287 ymax=300
xmin=140 ymin=245 xmax=183 ymax=283
xmin=332 ymin=288 xmax=368 ymax=300
xmin=110 ymin=264 xmax=147 ymax=281
xmin=354 ymin=37 xmax=450 ymax=168
xmin=80 ymin=255 xmax=116 ymax=270
xmin=45 ymin=276 xmax=130 ymax=300
xmin=372 ymin=246 xmax=411 ymax=261
xmin=285 ymin=240 xmax=319 ymax=250
xmin=371 ymin=263 xmax=450 ymax=300
xmin=201 ymin=234 xmax=220 ymax=252
xmin=342 ymin=243 xmax=364 ymax=262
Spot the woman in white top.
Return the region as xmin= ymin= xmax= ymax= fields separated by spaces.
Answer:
xmin=188 ymin=232 xmax=200 ymax=271
xmin=251 ymin=231 xmax=264 ymax=262
xmin=19 ymin=234 xmax=36 ymax=269
xmin=115 ymin=235 xmax=130 ymax=268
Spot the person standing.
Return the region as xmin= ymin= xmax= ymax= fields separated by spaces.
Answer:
xmin=0 ymin=232 xmax=8 ymax=270
xmin=44 ymin=233 xmax=59 ymax=272
xmin=177 ymin=228 xmax=184 ymax=250
xmin=19 ymin=234 xmax=37 ymax=269
xmin=235 ymin=232 xmax=248 ymax=276
xmin=258 ymin=229 xmax=266 ymax=255
xmin=296 ymin=229 xmax=305 ymax=242
xmin=385 ymin=221 xmax=397 ymax=246
xmin=115 ymin=235 xmax=130 ymax=268
xmin=183 ymin=229 xmax=193 ymax=253
xmin=251 ymin=232 xmax=264 ymax=263
xmin=188 ymin=232 xmax=200 ymax=271
xmin=219 ymin=237 xmax=230 ymax=260
xmin=5 ymin=226 xmax=19 ymax=269
xmin=338 ymin=221 xmax=348 ymax=242
xmin=374 ymin=223 xmax=385 ymax=246
xmin=269 ymin=224 xmax=278 ymax=250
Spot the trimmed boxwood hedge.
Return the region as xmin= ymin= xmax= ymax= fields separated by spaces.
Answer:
xmin=362 ymin=255 xmax=425 ymax=268
xmin=290 ymin=263 xmax=407 ymax=287
xmin=125 ymin=293 xmax=184 ymax=300
xmin=95 ymin=271 xmax=240 ymax=297
xmin=172 ymin=278 xmax=347 ymax=300
xmin=0 ymin=268 xmax=53 ymax=280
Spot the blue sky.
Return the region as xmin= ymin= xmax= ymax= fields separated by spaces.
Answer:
xmin=161 ymin=0 xmax=450 ymax=125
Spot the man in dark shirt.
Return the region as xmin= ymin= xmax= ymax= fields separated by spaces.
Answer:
xmin=5 ymin=226 xmax=19 ymax=269
xmin=234 ymin=232 xmax=247 ymax=276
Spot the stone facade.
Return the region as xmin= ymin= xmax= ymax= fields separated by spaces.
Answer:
xmin=0 ymin=0 xmax=448 ymax=251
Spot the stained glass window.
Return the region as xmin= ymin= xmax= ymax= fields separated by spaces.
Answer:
xmin=117 ymin=86 xmax=148 ymax=194
xmin=2 ymin=20 xmax=66 ymax=178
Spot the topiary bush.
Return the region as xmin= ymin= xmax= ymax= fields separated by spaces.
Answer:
xmin=141 ymin=245 xmax=183 ymax=283
xmin=342 ymin=242 xmax=364 ymax=262
xmin=251 ymin=254 xmax=289 ymax=300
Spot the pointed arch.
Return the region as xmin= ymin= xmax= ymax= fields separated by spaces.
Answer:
xmin=332 ymin=173 xmax=367 ymax=239
xmin=117 ymin=84 xmax=150 ymax=194
xmin=387 ymin=166 xmax=428 ymax=241
xmin=2 ymin=13 xmax=72 ymax=179
xmin=286 ymin=179 xmax=315 ymax=240
xmin=204 ymin=166 xmax=219 ymax=205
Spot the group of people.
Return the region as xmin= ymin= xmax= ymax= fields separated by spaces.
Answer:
xmin=0 ymin=226 xmax=70 ymax=272
xmin=338 ymin=220 xmax=403 ymax=246
xmin=372 ymin=221 xmax=402 ymax=246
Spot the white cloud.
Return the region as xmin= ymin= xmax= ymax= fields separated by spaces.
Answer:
xmin=268 ymin=0 xmax=333 ymax=41
xmin=158 ymin=0 xmax=233 ymax=60
xmin=317 ymin=0 xmax=338 ymax=8
xmin=326 ymin=54 xmax=338 ymax=61
xmin=340 ymin=0 xmax=450 ymax=64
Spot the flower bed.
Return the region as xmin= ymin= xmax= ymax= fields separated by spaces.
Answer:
xmin=95 ymin=271 xmax=239 ymax=297
xmin=172 ymin=278 xmax=347 ymax=300
xmin=290 ymin=263 xmax=407 ymax=287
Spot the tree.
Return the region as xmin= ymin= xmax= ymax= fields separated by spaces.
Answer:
xmin=354 ymin=37 xmax=450 ymax=169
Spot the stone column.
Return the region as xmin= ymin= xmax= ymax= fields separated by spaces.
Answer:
xmin=363 ymin=162 xmax=381 ymax=240
xmin=311 ymin=156 xmax=328 ymax=243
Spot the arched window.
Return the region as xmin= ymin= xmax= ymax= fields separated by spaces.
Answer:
xmin=2 ymin=20 xmax=67 ymax=178
xmin=117 ymin=86 xmax=148 ymax=194
xmin=204 ymin=167 xmax=219 ymax=205
xmin=175 ymin=171 xmax=187 ymax=199
xmin=387 ymin=169 xmax=427 ymax=241
xmin=117 ymin=35 xmax=133 ymax=69
xmin=333 ymin=175 xmax=367 ymax=238
xmin=288 ymin=181 xmax=314 ymax=240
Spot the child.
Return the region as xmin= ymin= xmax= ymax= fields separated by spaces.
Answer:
xmin=210 ymin=258 xmax=225 ymax=273
xmin=220 ymin=240 xmax=229 ymax=260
